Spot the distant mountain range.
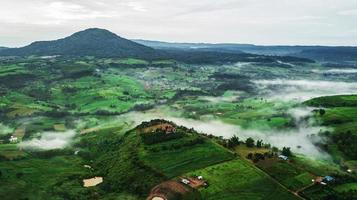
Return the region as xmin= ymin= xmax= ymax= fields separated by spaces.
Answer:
xmin=0 ymin=28 xmax=160 ymax=59
xmin=1 ymin=28 xmax=354 ymax=63
xmin=135 ymin=40 xmax=357 ymax=61
xmin=0 ymin=28 xmax=313 ymax=64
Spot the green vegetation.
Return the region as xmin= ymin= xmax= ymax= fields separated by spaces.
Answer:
xmin=186 ymin=159 xmax=299 ymax=200
xmin=0 ymin=155 xmax=94 ymax=200
xmin=306 ymin=95 xmax=357 ymax=161
xmin=0 ymin=52 xmax=356 ymax=200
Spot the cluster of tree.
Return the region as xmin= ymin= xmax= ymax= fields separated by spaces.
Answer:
xmin=136 ymin=119 xmax=175 ymax=129
xmin=148 ymin=137 xmax=205 ymax=152
xmin=44 ymin=110 xmax=70 ymax=118
xmin=246 ymin=137 xmax=255 ymax=147
xmin=281 ymin=147 xmax=292 ymax=157
xmin=141 ymin=129 xmax=183 ymax=145
xmin=27 ymin=87 xmax=52 ymax=101
xmin=0 ymin=133 xmax=11 ymax=144
xmin=164 ymin=49 xmax=313 ymax=65
xmin=94 ymin=109 xmax=126 ymax=116
xmin=132 ymin=103 xmax=155 ymax=111
xmin=226 ymin=135 xmax=240 ymax=148
xmin=210 ymin=72 xmax=250 ymax=80
xmin=247 ymin=152 xmax=276 ymax=163
xmin=215 ymin=80 xmax=254 ymax=94
xmin=29 ymin=148 xmax=74 ymax=159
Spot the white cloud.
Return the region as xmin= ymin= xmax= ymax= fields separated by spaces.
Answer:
xmin=338 ymin=9 xmax=357 ymax=16
xmin=127 ymin=1 xmax=147 ymax=12
xmin=1 ymin=0 xmax=357 ymax=46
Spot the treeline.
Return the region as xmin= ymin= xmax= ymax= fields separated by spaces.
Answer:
xmin=223 ymin=135 xmax=292 ymax=162
xmin=141 ymin=129 xmax=183 ymax=145
xmin=163 ymin=49 xmax=314 ymax=64
xmin=147 ymin=137 xmax=205 ymax=152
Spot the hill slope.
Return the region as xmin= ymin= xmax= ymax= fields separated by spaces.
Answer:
xmin=305 ymin=95 xmax=357 ymax=160
xmin=0 ymin=28 xmax=160 ymax=58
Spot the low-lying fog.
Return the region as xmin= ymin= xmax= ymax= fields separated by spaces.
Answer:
xmin=253 ymin=79 xmax=357 ymax=101
xmin=312 ymin=68 xmax=357 ymax=74
xmin=119 ymin=106 xmax=330 ymax=159
xmin=0 ymin=123 xmax=13 ymax=135
xmin=19 ymin=130 xmax=76 ymax=151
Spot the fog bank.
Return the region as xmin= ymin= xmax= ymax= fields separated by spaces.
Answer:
xmin=19 ymin=130 xmax=76 ymax=151
xmin=121 ymin=107 xmax=329 ymax=159
xmin=0 ymin=123 xmax=13 ymax=135
xmin=253 ymin=79 xmax=357 ymax=101
xmin=312 ymin=68 xmax=357 ymax=74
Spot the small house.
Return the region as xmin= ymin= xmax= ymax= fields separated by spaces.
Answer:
xmin=181 ymin=178 xmax=190 ymax=185
xmin=313 ymin=177 xmax=323 ymax=184
xmin=323 ymin=176 xmax=334 ymax=182
xmin=278 ymin=155 xmax=288 ymax=161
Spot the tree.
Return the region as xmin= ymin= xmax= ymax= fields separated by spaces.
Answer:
xmin=246 ymin=137 xmax=255 ymax=148
xmin=282 ymin=147 xmax=292 ymax=157
xmin=226 ymin=135 xmax=240 ymax=148
xmin=272 ymin=146 xmax=279 ymax=152
xmin=319 ymin=109 xmax=326 ymax=116
xmin=247 ymin=153 xmax=253 ymax=160
xmin=256 ymin=140 xmax=263 ymax=148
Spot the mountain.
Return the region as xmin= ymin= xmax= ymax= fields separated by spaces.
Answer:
xmin=0 ymin=28 xmax=160 ymax=58
xmin=292 ymin=47 xmax=357 ymax=61
xmin=135 ymin=39 xmax=357 ymax=61
xmin=134 ymin=39 xmax=251 ymax=54
xmin=0 ymin=29 xmax=313 ymax=64
xmin=0 ymin=47 xmax=7 ymax=51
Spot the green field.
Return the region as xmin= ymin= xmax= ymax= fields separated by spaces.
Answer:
xmin=140 ymin=137 xmax=234 ymax=177
xmin=306 ymin=95 xmax=357 ymax=162
xmin=186 ymin=159 xmax=299 ymax=200
xmin=0 ymin=155 xmax=92 ymax=200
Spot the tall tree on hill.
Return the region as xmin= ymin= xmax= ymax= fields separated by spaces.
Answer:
xmin=282 ymin=147 xmax=292 ymax=157
xmin=246 ymin=137 xmax=255 ymax=148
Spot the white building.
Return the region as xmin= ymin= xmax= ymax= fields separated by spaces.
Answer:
xmin=9 ymin=136 xmax=18 ymax=143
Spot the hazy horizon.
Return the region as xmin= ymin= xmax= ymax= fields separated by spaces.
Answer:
xmin=1 ymin=0 xmax=357 ymax=47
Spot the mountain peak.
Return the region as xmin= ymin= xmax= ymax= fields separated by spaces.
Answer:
xmin=70 ymin=28 xmax=120 ymax=39
xmin=0 ymin=28 xmax=160 ymax=58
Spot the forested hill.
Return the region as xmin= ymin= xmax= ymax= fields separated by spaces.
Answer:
xmin=0 ymin=28 xmax=160 ymax=59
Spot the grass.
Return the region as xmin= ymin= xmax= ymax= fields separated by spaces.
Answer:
xmin=117 ymin=58 xmax=149 ymax=65
xmin=305 ymin=95 xmax=357 ymax=107
xmin=305 ymin=95 xmax=357 ymax=161
xmin=0 ymin=155 xmax=92 ymax=200
xmin=234 ymin=145 xmax=270 ymax=158
xmin=140 ymin=137 xmax=234 ymax=178
xmin=186 ymin=159 xmax=300 ymax=200
xmin=257 ymin=159 xmax=315 ymax=191
xmin=0 ymin=144 xmax=27 ymax=160
xmin=175 ymin=97 xmax=294 ymax=130
xmin=334 ymin=183 xmax=357 ymax=192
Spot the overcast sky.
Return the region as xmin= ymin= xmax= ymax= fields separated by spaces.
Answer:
xmin=1 ymin=0 xmax=357 ymax=47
